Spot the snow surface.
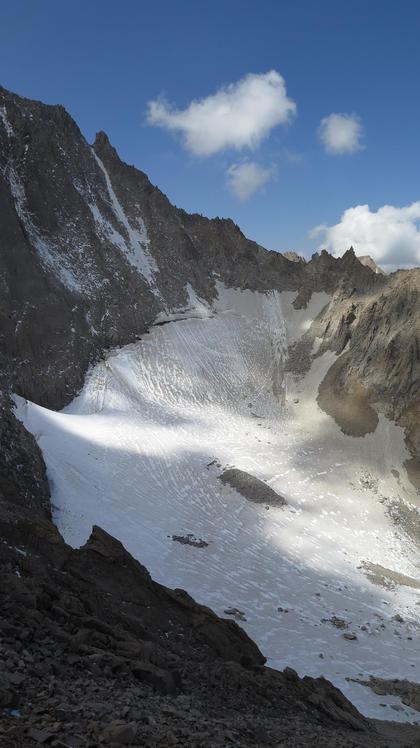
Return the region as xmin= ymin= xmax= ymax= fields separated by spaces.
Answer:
xmin=15 ymin=285 xmax=420 ymax=722
xmin=92 ymin=152 xmax=160 ymax=293
xmin=1 ymin=143 xmax=101 ymax=295
xmin=153 ymin=284 xmax=212 ymax=324
xmin=5 ymin=166 xmax=83 ymax=294
xmin=0 ymin=105 xmax=14 ymax=138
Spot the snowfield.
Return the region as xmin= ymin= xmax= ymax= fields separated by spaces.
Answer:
xmin=15 ymin=284 xmax=420 ymax=722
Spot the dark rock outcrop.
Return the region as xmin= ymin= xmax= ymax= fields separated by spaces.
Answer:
xmin=219 ymin=468 xmax=287 ymax=507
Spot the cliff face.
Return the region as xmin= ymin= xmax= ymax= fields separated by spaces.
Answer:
xmin=307 ymin=270 xmax=420 ymax=478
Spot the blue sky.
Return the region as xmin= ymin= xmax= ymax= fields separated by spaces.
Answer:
xmin=2 ymin=0 xmax=420 ymax=268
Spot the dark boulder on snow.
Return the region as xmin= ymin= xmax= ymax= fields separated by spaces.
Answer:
xmin=219 ymin=468 xmax=287 ymax=508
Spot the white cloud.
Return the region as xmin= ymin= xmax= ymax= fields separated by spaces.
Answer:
xmin=226 ymin=162 xmax=273 ymax=201
xmin=318 ymin=113 xmax=364 ymax=154
xmin=310 ymin=202 xmax=420 ymax=271
xmin=147 ymin=71 xmax=296 ymax=156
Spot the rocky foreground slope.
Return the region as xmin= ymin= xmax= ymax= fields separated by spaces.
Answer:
xmin=1 ymin=85 xmax=420 ymax=745
xmin=2 ymin=520 xmax=403 ymax=747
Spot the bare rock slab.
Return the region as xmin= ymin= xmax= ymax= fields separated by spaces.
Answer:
xmin=219 ymin=468 xmax=286 ymax=508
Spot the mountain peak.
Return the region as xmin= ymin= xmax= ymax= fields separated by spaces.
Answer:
xmin=93 ymin=130 xmax=119 ymax=161
xmin=342 ymin=246 xmax=357 ymax=262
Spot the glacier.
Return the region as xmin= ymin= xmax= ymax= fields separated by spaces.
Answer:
xmin=15 ymin=283 xmax=420 ymax=723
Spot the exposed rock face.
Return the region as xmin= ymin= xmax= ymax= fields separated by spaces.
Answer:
xmin=311 ymin=270 xmax=420 ymax=467
xmin=219 ymin=468 xmax=287 ymax=507
xmin=358 ymin=254 xmax=386 ymax=275
xmin=282 ymin=250 xmax=306 ymax=263
xmin=356 ymin=677 xmax=420 ymax=713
